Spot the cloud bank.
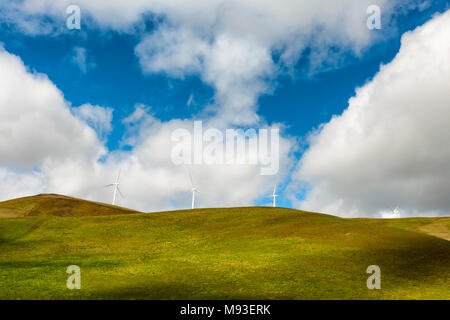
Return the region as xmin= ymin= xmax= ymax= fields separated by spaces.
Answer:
xmin=292 ymin=10 xmax=450 ymax=217
xmin=1 ymin=1 xmax=448 ymax=218
xmin=2 ymin=0 xmax=400 ymax=126
xmin=0 ymin=47 xmax=294 ymax=211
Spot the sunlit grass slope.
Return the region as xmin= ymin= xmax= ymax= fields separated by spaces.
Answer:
xmin=354 ymin=217 xmax=450 ymax=241
xmin=0 ymin=197 xmax=448 ymax=299
xmin=0 ymin=194 xmax=139 ymax=218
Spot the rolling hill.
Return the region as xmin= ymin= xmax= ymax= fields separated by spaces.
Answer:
xmin=0 ymin=194 xmax=140 ymax=218
xmin=0 ymin=195 xmax=448 ymax=299
xmin=353 ymin=217 xmax=450 ymax=241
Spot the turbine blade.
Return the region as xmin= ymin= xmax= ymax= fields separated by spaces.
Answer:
xmin=103 ymin=184 xmax=113 ymax=188
xmin=189 ymin=173 xmax=194 ymax=188
xmin=117 ymin=186 xmax=124 ymax=198
xmin=273 ymin=184 xmax=277 ymax=195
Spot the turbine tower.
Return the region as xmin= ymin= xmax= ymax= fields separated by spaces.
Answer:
xmin=269 ymin=184 xmax=279 ymax=207
xmin=189 ymin=173 xmax=200 ymax=209
xmin=104 ymin=170 xmax=123 ymax=205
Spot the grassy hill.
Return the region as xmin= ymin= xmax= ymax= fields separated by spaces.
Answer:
xmin=0 ymin=196 xmax=448 ymax=299
xmin=353 ymin=217 xmax=450 ymax=241
xmin=0 ymin=194 xmax=140 ymax=218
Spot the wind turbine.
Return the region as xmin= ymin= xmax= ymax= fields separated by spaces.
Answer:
xmin=392 ymin=206 xmax=400 ymax=217
xmin=104 ymin=170 xmax=123 ymax=205
xmin=189 ymin=173 xmax=200 ymax=209
xmin=268 ymin=184 xmax=279 ymax=207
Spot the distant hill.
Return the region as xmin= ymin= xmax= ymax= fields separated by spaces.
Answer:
xmin=0 ymin=204 xmax=448 ymax=299
xmin=0 ymin=194 xmax=140 ymax=218
xmin=1 ymin=194 xmax=448 ymax=241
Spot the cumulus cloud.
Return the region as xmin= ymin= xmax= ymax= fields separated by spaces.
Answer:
xmin=72 ymin=103 xmax=113 ymax=139
xmin=0 ymin=47 xmax=294 ymax=211
xmin=69 ymin=47 xmax=94 ymax=73
xmin=137 ymin=31 xmax=276 ymax=126
xmin=2 ymin=0 xmax=416 ymax=126
xmin=133 ymin=0 xmax=397 ymax=126
xmin=1 ymin=0 xmax=445 ymax=217
xmin=0 ymin=46 xmax=104 ymax=169
xmin=109 ymin=105 xmax=295 ymax=211
xmin=0 ymin=168 xmax=44 ymax=201
xmin=292 ymin=10 xmax=450 ymax=218
xmin=1 ymin=1 xmax=429 ymax=128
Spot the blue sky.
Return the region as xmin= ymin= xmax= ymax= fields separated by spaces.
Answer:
xmin=0 ymin=1 xmax=449 ymax=216
xmin=2 ymin=2 xmax=442 ymax=145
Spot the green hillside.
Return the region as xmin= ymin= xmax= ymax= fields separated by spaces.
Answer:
xmin=0 ymin=196 xmax=448 ymax=299
xmin=353 ymin=217 xmax=450 ymax=241
xmin=0 ymin=194 xmax=140 ymax=218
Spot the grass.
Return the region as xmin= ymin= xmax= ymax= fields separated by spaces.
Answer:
xmin=353 ymin=217 xmax=450 ymax=241
xmin=0 ymin=195 xmax=449 ymax=299
xmin=0 ymin=194 xmax=139 ymax=218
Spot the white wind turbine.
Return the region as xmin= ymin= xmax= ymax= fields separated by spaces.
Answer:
xmin=104 ymin=170 xmax=123 ymax=205
xmin=189 ymin=173 xmax=200 ymax=209
xmin=392 ymin=206 xmax=400 ymax=217
xmin=268 ymin=184 xmax=279 ymax=207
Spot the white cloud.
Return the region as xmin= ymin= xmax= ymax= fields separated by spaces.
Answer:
xmin=70 ymin=47 xmax=89 ymax=73
xmin=2 ymin=0 xmax=414 ymax=127
xmin=291 ymin=10 xmax=450 ymax=218
xmin=3 ymin=0 xmax=391 ymax=38
xmin=135 ymin=28 xmax=208 ymax=78
xmin=1 ymin=0 xmax=446 ymax=217
xmin=72 ymin=103 xmax=113 ymax=139
xmin=0 ymin=168 xmax=44 ymax=201
xmin=133 ymin=0 xmax=397 ymax=126
xmin=0 ymin=46 xmax=104 ymax=169
xmin=136 ymin=32 xmax=276 ymax=126
xmin=0 ymin=46 xmax=108 ymax=201
xmin=110 ymin=105 xmax=296 ymax=211
xmin=0 ymin=48 xmax=295 ymax=211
